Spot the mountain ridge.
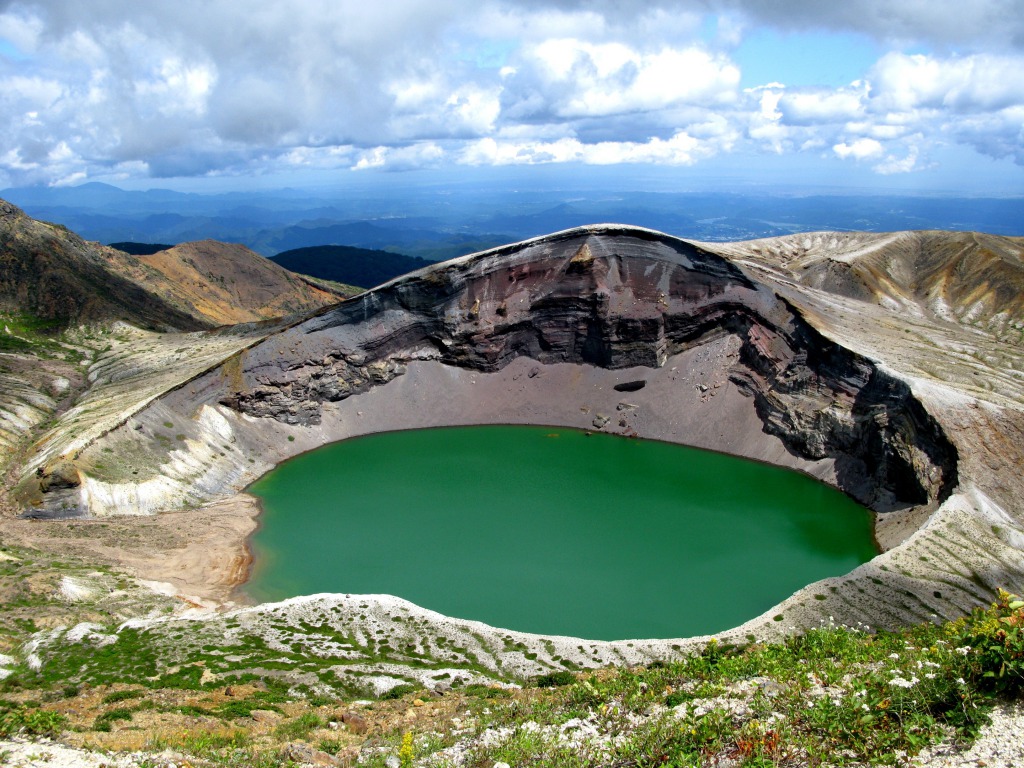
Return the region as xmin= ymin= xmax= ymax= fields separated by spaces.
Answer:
xmin=269 ymin=244 xmax=432 ymax=290
xmin=1 ymin=210 xmax=1022 ymax=663
xmin=0 ymin=198 xmax=348 ymax=331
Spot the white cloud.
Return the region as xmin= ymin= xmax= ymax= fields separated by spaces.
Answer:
xmin=946 ymin=106 xmax=1024 ymax=164
xmin=873 ymin=144 xmax=923 ymax=174
xmin=0 ymin=9 xmax=43 ymax=53
xmin=833 ymin=137 xmax=883 ymax=160
xmin=388 ymin=79 xmax=502 ymax=139
xmin=778 ymin=85 xmax=867 ymax=125
xmin=843 ymin=121 xmax=907 ymax=140
xmin=0 ymin=0 xmax=1022 ymax=185
xmin=458 ymin=130 xmax=722 ymax=166
xmin=505 ymin=39 xmax=740 ymax=120
xmin=354 ymin=142 xmax=446 ymax=171
xmin=870 ymin=52 xmax=1024 ymax=112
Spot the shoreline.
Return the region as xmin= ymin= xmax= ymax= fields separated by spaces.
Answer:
xmin=229 ymin=491 xmax=263 ymax=607
xmin=0 ymin=493 xmax=262 ymax=610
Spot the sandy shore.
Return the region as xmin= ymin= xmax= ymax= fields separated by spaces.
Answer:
xmin=0 ymin=493 xmax=260 ymax=608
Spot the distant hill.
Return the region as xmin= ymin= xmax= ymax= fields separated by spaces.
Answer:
xmin=109 ymin=241 xmax=174 ymax=255
xmin=0 ymin=199 xmax=346 ymax=331
xmin=126 ymin=240 xmax=349 ymax=326
xmin=715 ymin=229 xmax=1024 ymax=342
xmin=270 ymin=245 xmax=433 ymax=289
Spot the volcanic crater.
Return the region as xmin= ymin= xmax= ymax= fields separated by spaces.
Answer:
xmin=10 ymin=224 xmax=1024 ymax=675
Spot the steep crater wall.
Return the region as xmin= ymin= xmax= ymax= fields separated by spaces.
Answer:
xmin=25 ymin=227 xmax=956 ymax=550
xmin=209 ymin=227 xmax=956 ymax=518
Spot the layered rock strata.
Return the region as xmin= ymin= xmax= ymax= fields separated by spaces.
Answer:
xmin=14 ymin=225 xmax=1024 ymax=653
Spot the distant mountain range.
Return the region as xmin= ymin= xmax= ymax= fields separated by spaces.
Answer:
xmin=4 ymin=182 xmax=1022 ymax=265
xmin=269 ymin=245 xmax=431 ymax=289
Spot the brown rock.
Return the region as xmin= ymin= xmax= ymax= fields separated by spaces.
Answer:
xmin=280 ymin=741 xmax=340 ymax=766
xmin=36 ymin=459 xmax=81 ymax=491
xmin=338 ymin=711 xmax=368 ymax=734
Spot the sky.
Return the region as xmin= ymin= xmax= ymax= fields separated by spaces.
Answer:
xmin=1 ymin=0 xmax=1023 ymax=195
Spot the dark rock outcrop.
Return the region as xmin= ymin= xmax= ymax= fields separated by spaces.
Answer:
xmin=214 ymin=226 xmax=957 ymax=512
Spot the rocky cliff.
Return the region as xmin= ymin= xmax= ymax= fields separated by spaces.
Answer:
xmin=197 ymin=228 xmax=953 ymax=517
xmin=8 ymin=224 xmax=1024 ymax=648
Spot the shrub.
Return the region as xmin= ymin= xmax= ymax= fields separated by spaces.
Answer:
xmin=380 ymin=683 xmax=417 ymax=700
xmin=93 ymin=707 xmax=133 ymax=732
xmin=274 ymin=712 xmax=324 ymax=740
xmin=534 ymin=671 xmax=575 ymax=688
xmin=958 ymin=589 xmax=1024 ymax=695
xmin=0 ymin=706 xmax=67 ymax=738
xmin=102 ymin=689 xmax=146 ymax=704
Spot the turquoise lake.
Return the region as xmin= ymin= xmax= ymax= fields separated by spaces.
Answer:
xmin=246 ymin=425 xmax=876 ymax=640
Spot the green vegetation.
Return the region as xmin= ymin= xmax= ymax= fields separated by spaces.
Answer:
xmin=101 ymin=688 xmax=146 ymax=704
xmin=0 ymin=587 xmax=1020 ymax=766
xmin=0 ymin=311 xmax=74 ymax=356
xmin=93 ymin=706 xmax=134 ymax=732
xmin=534 ymin=671 xmax=577 ymax=688
xmin=352 ymin=590 xmax=1024 ymax=768
xmin=273 ymin=711 xmax=324 ymax=740
xmin=0 ymin=702 xmax=67 ymax=738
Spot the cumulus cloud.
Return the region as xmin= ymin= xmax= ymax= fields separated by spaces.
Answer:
xmin=0 ymin=0 xmax=1021 ymax=185
xmin=457 ymin=129 xmax=725 ymax=167
xmin=873 ymin=144 xmax=924 ymax=175
xmin=353 ymin=142 xmax=446 ymax=171
xmin=870 ymin=52 xmax=1024 ymax=112
xmin=833 ymin=137 xmax=884 ymax=160
xmin=501 ymin=39 xmax=740 ymax=121
xmin=777 ymin=85 xmax=867 ymax=125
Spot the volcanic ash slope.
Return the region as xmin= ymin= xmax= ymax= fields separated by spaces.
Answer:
xmin=18 ymin=225 xmax=1024 ymax=667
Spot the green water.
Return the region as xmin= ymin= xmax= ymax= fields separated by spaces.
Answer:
xmin=247 ymin=425 xmax=876 ymax=640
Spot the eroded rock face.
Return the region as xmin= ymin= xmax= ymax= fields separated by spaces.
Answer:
xmin=213 ymin=226 xmax=956 ymax=513
xmin=19 ymin=223 xmax=1023 ymax=647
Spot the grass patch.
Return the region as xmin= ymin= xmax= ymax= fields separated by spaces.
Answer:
xmin=93 ymin=707 xmax=134 ymax=732
xmin=274 ymin=712 xmax=325 ymax=740
xmin=101 ymin=689 xmax=146 ymax=704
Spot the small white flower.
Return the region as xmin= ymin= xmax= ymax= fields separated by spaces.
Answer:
xmin=889 ymin=675 xmax=919 ymax=689
xmin=956 ymin=677 xmax=966 ymax=685
xmin=889 ymin=653 xmax=900 ymax=660
xmin=925 ymin=673 xmax=936 ymax=680
xmin=956 ymin=646 xmax=972 ymax=656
